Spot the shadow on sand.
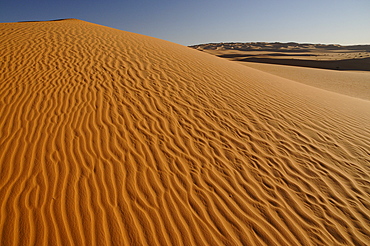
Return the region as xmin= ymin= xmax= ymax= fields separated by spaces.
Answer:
xmin=237 ymin=57 xmax=370 ymax=71
xmin=218 ymin=53 xmax=316 ymax=59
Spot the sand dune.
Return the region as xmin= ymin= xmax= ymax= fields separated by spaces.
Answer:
xmin=195 ymin=45 xmax=370 ymax=101
xmin=238 ymin=62 xmax=370 ymax=101
xmin=1 ymin=19 xmax=370 ymax=246
xmin=190 ymin=42 xmax=370 ymax=72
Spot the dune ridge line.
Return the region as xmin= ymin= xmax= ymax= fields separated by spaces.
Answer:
xmin=1 ymin=19 xmax=370 ymax=246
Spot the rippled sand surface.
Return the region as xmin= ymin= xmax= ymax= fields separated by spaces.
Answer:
xmin=1 ymin=19 xmax=370 ymax=246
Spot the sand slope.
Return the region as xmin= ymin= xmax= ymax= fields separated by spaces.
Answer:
xmin=239 ymin=62 xmax=370 ymax=101
xmin=197 ymin=48 xmax=370 ymax=101
xmin=1 ymin=19 xmax=370 ymax=246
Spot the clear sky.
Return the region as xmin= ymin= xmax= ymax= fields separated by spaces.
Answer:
xmin=1 ymin=0 xmax=369 ymax=46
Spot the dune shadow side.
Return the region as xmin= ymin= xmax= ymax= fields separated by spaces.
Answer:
xmin=218 ymin=53 xmax=316 ymax=59
xmin=237 ymin=57 xmax=370 ymax=71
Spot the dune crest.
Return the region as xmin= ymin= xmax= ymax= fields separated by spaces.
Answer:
xmin=1 ymin=19 xmax=370 ymax=246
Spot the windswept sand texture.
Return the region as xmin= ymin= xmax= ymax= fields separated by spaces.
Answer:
xmin=1 ymin=19 xmax=370 ymax=246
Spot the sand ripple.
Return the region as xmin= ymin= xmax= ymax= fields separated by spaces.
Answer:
xmin=1 ymin=19 xmax=370 ymax=246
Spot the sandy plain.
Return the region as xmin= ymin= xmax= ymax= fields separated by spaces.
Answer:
xmin=1 ymin=19 xmax=370 ymax=246
xmin=192 ymin=43 xmax=370 ymax=101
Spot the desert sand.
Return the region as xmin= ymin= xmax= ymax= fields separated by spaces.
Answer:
xmin=190 ymin=42 xmax=370 ymax=71
xmin=1 ymin=19 xmax=370 ymax=246
xmin=237 ymin=62 xmax=370 ymax=101
xmin=192 ymin=43 xmax=370 ymax=101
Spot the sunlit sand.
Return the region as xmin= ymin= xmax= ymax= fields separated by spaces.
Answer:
xmin=1 ymin=19 xmax=370 ymax=246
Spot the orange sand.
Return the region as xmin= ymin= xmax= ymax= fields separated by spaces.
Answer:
xmin=239 ymin=62 xmax=370 ymax=101
xmin=1 ymin=19 xmax=370 ymax=246
xmin=198 ymin=47 xmax=370 ymax=101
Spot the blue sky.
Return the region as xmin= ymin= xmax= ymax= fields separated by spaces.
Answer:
xmin=1 ymin=0 xmax=369 ymax=46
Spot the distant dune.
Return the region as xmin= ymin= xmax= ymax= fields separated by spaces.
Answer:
xmin=191 ymin=42 xmax=370 ymax=101
xmin=1 ymin=19 xmax=370 ymax=246
xmin=190 ymin=42 xmax=370 ymax=71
